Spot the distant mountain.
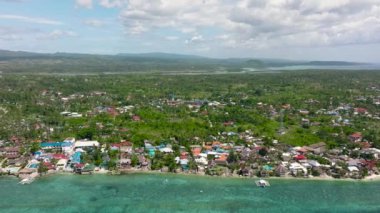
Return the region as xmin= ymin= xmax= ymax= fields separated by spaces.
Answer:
xmin=0 ymin=49 xmax=374 ymax=74
xmin=306 ymin=61 xmax=366 ymax=66
xmin=0 ymin=49 xmax=47 ymax=60
xmin=117 ymin=52 xmax=206 ymax=60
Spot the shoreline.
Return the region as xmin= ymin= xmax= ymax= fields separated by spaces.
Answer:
xmin=102 ymin=169 xmax=380 ymax=182
xmin=3 ymin=169 xmax=380 ymax=182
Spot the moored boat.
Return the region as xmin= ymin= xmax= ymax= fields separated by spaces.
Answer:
xmin=255 ymin=179 xmax=270 ymax=187
xmin=19 ymin=177 xmax=34 ymax=185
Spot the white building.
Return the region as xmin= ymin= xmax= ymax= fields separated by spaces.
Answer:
xmin=56 ymin=159 xmax=68 ymax=170
xmin=74 ymin=140 xmax=100 ymax=149
xmin=289 ymin=162 xmax=307 ymax=175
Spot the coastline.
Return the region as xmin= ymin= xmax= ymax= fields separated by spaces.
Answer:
xmin=109 ymin=169 xmax=380 ymax=182
xmin=3 ymin=168 xmax=380 ymax=182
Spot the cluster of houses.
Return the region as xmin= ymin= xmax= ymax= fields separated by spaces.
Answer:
xmin=1 ymin=92 xmax=380 ymax=180
xmin=1 ymin=128 xmax=380 ymax=180
xmin=0 ymin=138 xmax=101 ymax=176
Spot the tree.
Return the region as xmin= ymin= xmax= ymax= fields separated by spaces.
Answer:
xmin=258 ymin=147 xmax=268 ymax=156
xmin=107 ymin=160 xmax=117 ymax=170
xmin=131 ymin=154 xmax=139 ymax=167
xmin=227 ymin=150 xmax=238 ymax=164
xmin=30 ymin=142 xmax=40 ymax=154
xmin=93 ymin=148 xmax=103 ymax=166
xmin=188 ymin=159 xmax=198 ymax=172
xmin=163 ymin=154 xmax=177 ymax=172
xmin=77 ymin=127 xmax=96 ymax=140
xmin=38 ymin=163 xmax=48 ymax=176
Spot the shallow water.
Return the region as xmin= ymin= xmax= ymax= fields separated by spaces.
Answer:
xmin=0 ymin=174 xmax=379 ymax=213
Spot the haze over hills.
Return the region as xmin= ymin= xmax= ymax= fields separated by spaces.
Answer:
xmin=0 ymin=49 xmax=375 ymax=74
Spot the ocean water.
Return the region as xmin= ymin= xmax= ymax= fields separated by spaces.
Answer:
xmin=0 ymin=174 xmax=379 ymax=213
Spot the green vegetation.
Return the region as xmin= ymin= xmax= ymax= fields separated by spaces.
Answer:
xmin=0 ymin=70 xmax=379 ymax=149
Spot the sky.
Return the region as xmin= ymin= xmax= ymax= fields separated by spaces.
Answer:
xmin=0 ymin=0 xmax=380 ymax=62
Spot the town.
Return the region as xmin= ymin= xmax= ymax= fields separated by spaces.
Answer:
xmin=0 ymin=71 xmax=379 ymax=182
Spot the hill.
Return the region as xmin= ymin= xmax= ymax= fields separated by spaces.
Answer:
xmin=0 ymin=49 xmax=372 ymax=74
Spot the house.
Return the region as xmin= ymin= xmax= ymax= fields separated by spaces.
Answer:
xmin=10 ymin=136 xmax=21 ymax=144
xmin=305 ymin=142 xmax=327 ymax=154
xmin=4 ymin=147 xmax=20 ymax=159
xmin=195 ymin=156 xmax=208 ymax=165
xmin=301 ymin=118 xmax=310 ymax=126
xmin=282 ymin=153 xmax=291 ymax=161
xmin=348 ymin=158 xmax=361 ymax=166
xmin=308 ymin=160 xmax=321 ymax=167
xmin=132 ymin=115 xmax=141 ymax=121
xmin=74 ymin=140 xmax=99 ymax=149
xmin=354 ymin=108 xmax=368 ymax=115
xmin=159 ymin=147 xmax=173 ymax=153
xmin=294 ymin=155 xmax=306 ymax=161
xmin=275 ymin=164 xmax=287 ymax=177
xmin=349 ymin=132 xmax=363 ymax=143
xmin=43 ymin=162 xmax=55 ymax=170
xmin=180 ymin=159 xmax=189 ymax=170
xmin=138 ymin=155 xmax=149 ymax=167
xmin=119 ymin=159 xmax=132 ymax=169
xmin=347 ymin=166 xmax=359 ymax=176
xmin=64 ymin=137 xmax=76 ymax=143
xmin=214 ymin=154 xmax=228 ymax=166
xmin=112 ymin=141 xmax=133 ymax=154
xmin=40 ymin=142 xmax=73 ymax=153
xmin=70 ymin=151 xmax=82 ymax=164
xmin=180 ymin=152 xmax=188 ymax=159
xmin=119 ymin=141 xmax=133 ymax=154
xmin=190 ymin=146 xmax=202 ymax=157
xmin=56 ymin=159 xmax=68 ymax=170
xmin=289 ymin=162 xmax=307 ymax=176
xmin=223 ymin=121 xmax=234 ymax=126
xmin=212 ymin=141 xmax=221 ymax=148
xmin=52 ymin=154 xmax=68 ymax=160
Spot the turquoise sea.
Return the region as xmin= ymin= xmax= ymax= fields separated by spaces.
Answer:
xmin=0 ymin=174 xmax=379 ymax=213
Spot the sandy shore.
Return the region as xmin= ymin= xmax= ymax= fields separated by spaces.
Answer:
xmin=363 ymin=174 xmax=380 ymax=181
xmin=7 ymin=168 xmax=380 ymax=182
xmin=117 ymin=169 xmax=380 ymax=182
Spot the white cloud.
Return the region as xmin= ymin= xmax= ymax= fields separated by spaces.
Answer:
xmin=98 ymin=0 xmax=125 ymax=8
xmin=116 ymin=0 xmax=380 ymax=50
xmin=185 ymin=35 xmax=205 ymax=44
xmin=37 ymin=30 xmax=77 ymax=40
xmin=75 ymin=0 xmax=92 ymax=9
xmin=83 ymin=19 xmax=105 ymax=27
xmin=0 ymin=14 xmax=63 ymax=25
xmin=165 ymin=36 xmax=179 ymax=41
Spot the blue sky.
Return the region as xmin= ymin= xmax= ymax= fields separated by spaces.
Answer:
xmin=1 ymin=0 xmax=380 ymax=62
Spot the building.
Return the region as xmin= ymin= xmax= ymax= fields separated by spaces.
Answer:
xmin=305 ymin=142 xmax=327 ymax=154
xmin=349 ymin=132 xmax=363 ymax=143
xmin=56 ymin=159 xmax=68 ymax=170
xmin=74 ymin=140 xmax=99 ymax=149
xmin=40 ymin=142 xmax=73 ymax=153
xmin=3 ymin=147 xmax=20 ymax=159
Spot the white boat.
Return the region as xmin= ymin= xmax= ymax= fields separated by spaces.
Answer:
xmin=255 ymin=179 xmax=270 ymax=187
xmin=19 ymin=177 xmax=34 ymax=185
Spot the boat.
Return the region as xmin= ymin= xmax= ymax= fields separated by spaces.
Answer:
xmin=18 ymin=173 xmax=38 ymax=185
xmin=255 ymin=179 xmax=270 ymax=187
xmin=19 ymin=177 xmax=34 ymax=185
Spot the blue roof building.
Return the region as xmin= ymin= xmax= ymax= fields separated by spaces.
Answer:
xmin=40 ymin=142 xmax=73 ymax=149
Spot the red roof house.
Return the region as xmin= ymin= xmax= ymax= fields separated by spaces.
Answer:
xmin=294 ymin=155 xmax=306 ymax=161
xmin=349 ymin=132 xmax=363 ymax=143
